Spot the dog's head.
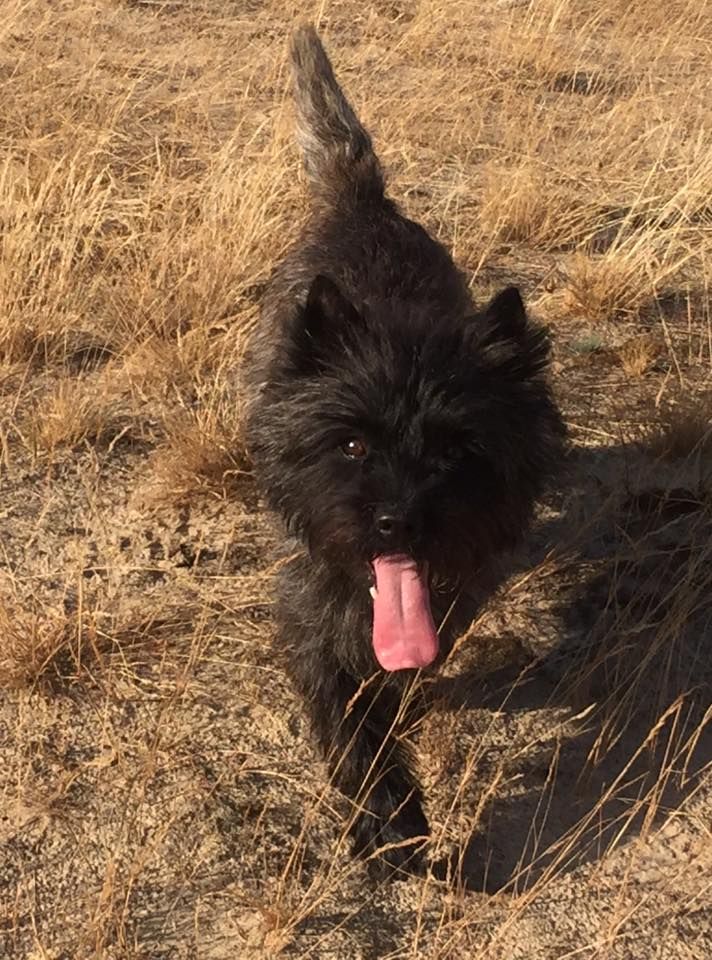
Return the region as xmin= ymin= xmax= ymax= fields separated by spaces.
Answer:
xmin=250 ymin=275 xmax=564 ymax=670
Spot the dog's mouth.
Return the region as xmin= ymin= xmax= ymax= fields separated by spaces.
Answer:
xmin=368 ymin=555 xmax=439 ymax=672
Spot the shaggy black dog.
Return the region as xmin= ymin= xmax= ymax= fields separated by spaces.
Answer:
xmin=244 ymin=25 xmax=564 ymax=877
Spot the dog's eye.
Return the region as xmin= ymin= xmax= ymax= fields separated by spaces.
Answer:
xmin=340 ymin=438 xmax=369 ymax=460
xmin=444 ymin=444 xmax=465 ymax=462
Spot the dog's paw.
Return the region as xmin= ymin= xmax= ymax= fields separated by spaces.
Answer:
xmin=364 ymin=829 xmax=427 ymax=882
xmin=351 ymin=796 xmax=429 ymax=881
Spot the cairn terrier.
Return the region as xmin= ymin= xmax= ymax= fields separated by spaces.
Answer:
xmin=245 ymin=25 xmax=564 ymax=877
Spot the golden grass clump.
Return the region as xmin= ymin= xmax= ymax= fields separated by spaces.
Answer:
xmin=478 ymin=165 xmax=582 ymax=248
xmin=617 ymin=331 xmax=665 ymax=378
xmin=0 ymin=157 xmax=116 ymax=366
xmin=646 ymin=402 xmax=712 ymax=466
xmin=152 ymin=407 xmax=251 ymax=500
xmin=0 ymin=601 xmax=71 ymax=690
xmin=28 ymin=375 xmax=129 ymax=454
xmin=562 ymin=251 xmax=655 ymax=324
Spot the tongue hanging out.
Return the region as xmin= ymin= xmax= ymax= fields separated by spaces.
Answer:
xmin=371 ymin=555 xmax=439 ymax=671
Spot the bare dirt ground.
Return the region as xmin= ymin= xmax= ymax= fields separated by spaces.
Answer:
xmin=1 ymin=1 xmax=711 ymax=957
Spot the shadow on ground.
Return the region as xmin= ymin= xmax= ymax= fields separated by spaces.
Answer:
xmin=434 ymin=438 xmax=712 ymax=893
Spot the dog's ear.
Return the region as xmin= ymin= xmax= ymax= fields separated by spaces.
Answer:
xmin=468 ymin=285 xmax=550 ymax=379
xmin=304 ymin=274 xmax=362 ymax=340
xmin=482 ymin=286 xmax=528 ymax=341
xmin=289 ymin=275 xmax=363 ymax=373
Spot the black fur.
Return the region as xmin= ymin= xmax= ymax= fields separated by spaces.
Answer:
xmin=244 ymin=25 xmax=565 ymax=877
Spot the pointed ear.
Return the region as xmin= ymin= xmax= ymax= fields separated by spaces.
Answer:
xmin=289 ymin=275 xmax=363 ymax=373
xmin=482 ymin=286 xmax=528 ymax=340
xmin=304 ymin=274 xmax=361 ymax=341
xmin=469 ymin=285 xmax=551 ymax=379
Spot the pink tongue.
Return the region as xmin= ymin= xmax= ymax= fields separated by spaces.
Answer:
xmin=371 ymin=556 xmax=439 ymax=671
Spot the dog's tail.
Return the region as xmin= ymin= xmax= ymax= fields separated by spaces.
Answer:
xmin=290 ymin=25 xmax=384 ymax=206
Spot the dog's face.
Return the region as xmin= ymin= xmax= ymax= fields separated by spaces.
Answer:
xmin=251 ymin=275 xmax=563 ymax=668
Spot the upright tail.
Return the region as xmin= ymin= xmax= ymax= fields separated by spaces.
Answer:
xmin=289 ymin=25 xmax=384 ymax=205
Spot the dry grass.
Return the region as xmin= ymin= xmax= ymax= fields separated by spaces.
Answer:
xmin=26 ymin=375 xmax=129 ymax=454
xmin=0 ymin=600 xmax=71 ymax=689
xmin=616 ymin=332 xmax=665 ymax=378
xmin=647 ymin=402 xmax=712 ymax=464
xmin=1 ymin=0 xmax=712 ymax=957
xmin=153 ymin=407 xmax=251 ymax=499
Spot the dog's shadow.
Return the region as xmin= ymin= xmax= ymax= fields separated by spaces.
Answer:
xmin=431 ymin=438 xmax=712 ymax=893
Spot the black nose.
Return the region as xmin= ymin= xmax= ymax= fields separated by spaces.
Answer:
xmin=375 ymin=512 xmax=400 ymax=539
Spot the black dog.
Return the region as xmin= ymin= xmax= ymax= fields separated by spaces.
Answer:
xmin=245 ymin=25 xmax=564 ymax=877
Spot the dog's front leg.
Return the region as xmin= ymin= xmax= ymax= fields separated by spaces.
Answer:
xmin=287 ymin=644 xmax=429 ymax=878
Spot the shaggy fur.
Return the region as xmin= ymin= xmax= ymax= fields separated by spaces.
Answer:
xmin=244 ymin=24 xmax=565 ymax=877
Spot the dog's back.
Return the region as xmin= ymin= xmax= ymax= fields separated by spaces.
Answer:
xmin=245 ymin=26 xmax=472 ymax=400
